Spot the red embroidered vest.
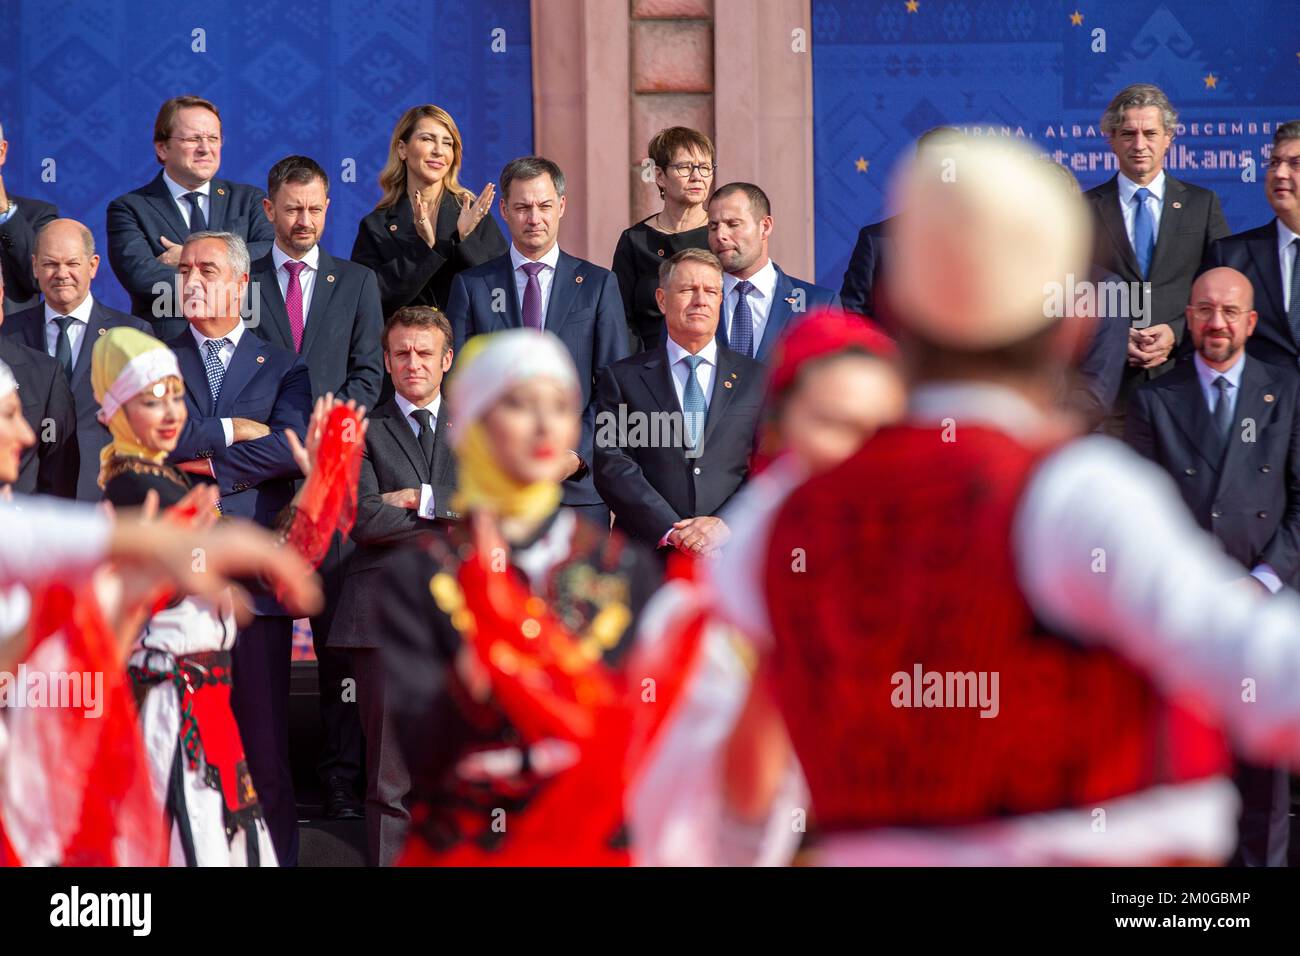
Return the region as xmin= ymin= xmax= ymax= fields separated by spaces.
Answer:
xmin=764 ymin=424 xmax=1229 ymax=831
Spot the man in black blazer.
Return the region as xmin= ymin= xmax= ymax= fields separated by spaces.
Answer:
xmin=1 ymin=219 xmax=150 ymax=499
xmin=1202 ymin=121 xmax=1300 ymax=372
xmin=0 ymin=122 xmax=59 ymax=315
xmin=166 ymin=230 xmax=312 ymax=866
xmin=1086 ymin=84 xmax=1228 ymax=413
xmin=445 ymin=156 xmax=628 ymax=526
xmin=332 ymin=306 xmax=457 ymax=866
xmin=707 ymin=182 xmax=839 ymax=361
xmin=839 ymin=216 xmax=891 ymax=323
xmin=1126 ymin=267 xmax=1300 ymax=867
xmin=594 ymin=248 xmax=763 ymax=556
xmin=0 ymin=271 xmax=77 ymax=497
xmin=250 ymin=155 xmax=383 ymax=820
xmin=107 ymin=95 xmax=274 ymax=340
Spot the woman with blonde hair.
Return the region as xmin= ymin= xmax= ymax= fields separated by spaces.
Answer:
xmin=352 ymin=105 xmax=507 ymax=317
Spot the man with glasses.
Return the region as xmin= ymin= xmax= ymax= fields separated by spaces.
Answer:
xmin=1203 ymin=121 xmax=1300 ymax=372
xmin=1126 ymin=266 xmax=1300 ymax=868
xmin=107 ymin=95 xmax=275 ymax=340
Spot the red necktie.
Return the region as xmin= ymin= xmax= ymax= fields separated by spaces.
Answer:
xmin=284 ymin=260 xmax=307 ymax=352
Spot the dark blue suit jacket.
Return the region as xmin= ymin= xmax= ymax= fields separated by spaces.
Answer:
xmin=168 ymin=327 xmax=312 ymax=614
xmin=2 ymin=298 xmax=150 ymax=500
xmin=1202 ymin=220 xmax=1297 ymax=372
xmin=715 ymin=263 xmax=840 ymax=360
xmin=839 ymin=217 xmax=893 ymax=323
xmin=247 ymin=248 xmax=383 ymax=407
xmin=1126 ymin=354 xmax=1300 ymax=587
xmin=1 ymin=194 xmax=59 ymax=314
xmin=107 ymin=172 xmax=275 ymax=339
xmin=445 ymin=248 xmax=629 ymax=506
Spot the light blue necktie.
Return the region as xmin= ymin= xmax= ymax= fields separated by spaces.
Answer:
xmin=681 ymin=354 xmax=707 ymax=449
xmin=730 ymin=280 xmax=755 ymax=358
xmin=1133 ymin=186 xmax=1155 ymax=279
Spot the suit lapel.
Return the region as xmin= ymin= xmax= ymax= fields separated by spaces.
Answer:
xmin=207 ymin=179 xmax=230 ymax=231
xmin=1148 ymin=175 xmax=1185 ymax=279
xmin=174 ymin=333 xmax=213 ymax=415
xmin=1094 ymin=178 xmax=1141 ymax=280
xmin=253 ymin=256 xmax=294 ymax=350
xmin=381 ymin=404 xmax=431 ymax=483
xmin=214 ymin=334 xmax=265 ymax=415
xmin=701 ymin=347 xmax=741 ymax=447
xmin=13 ymin=310 xmax=45 ymax=353
xmin=1218 ymin=359 xmax=1272 ymax=488
xmin=71 ymin=303 xmax=110 ymax=388
xmin=145 ymin=173 xmax=191 ymax=242
xmin=431 ymin=398 xmax=455 ymax=488
xmin=1250 ymin=222 xmax=1288 ymax=335
xmin=300 ymin=249 xmax=337 ymax=359
xmin=543 ymin=252 xmax=580 ymax=339
xmin=639 ymin=345 xmax=680 ymax=415
xmin=1162 ymin=363 xmax=1225 ymax=473
xmin=759 ymin=268 xmax=796 ymax=359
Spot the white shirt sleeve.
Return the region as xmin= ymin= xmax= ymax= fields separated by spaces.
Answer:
xmin=0 ymin=497 xmax=112 ymax=587
xmin=1015 ymin=436 xmax=1300 ymax=764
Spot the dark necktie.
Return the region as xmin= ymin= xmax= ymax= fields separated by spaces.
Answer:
xmin=1287 ymin=238 xmax=1300 ymax=350
xmin=1133 ymin=187 xmax=1155 ymax=279
xmin=52 ymin=316 xmax=75 ymax=378
xmin=203 ymin=337 xmax=230 ymax=404
xmin=520 ymin=261 xmax=545 ymax=330
xmin=185 ymin=191 xmax=208 ymax=233
xmin=411 ymin=407 xmax=436 ymax=470
xmin=730 ymin=280 xmax=755 ymax=358
xmin=1212 ymin=375 xmax=1233 ymax=447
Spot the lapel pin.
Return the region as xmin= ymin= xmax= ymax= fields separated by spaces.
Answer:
xmin=216 ymin=188 xmax=226 ymax=196
xmin=785 ymin=296 xmax=797 ymax=305
xmin=657 ymin=249 xmax=665 ymax=257
xmin=730 ymin=371 xmax=737 ymax=378
xmin=326 ymin=274 xmax=335 ymax=283
xmin=256 ymin=355 xmax=266 ymax=364
xmin=575 ymin=275 xmax=583 ymax=284
xmin=1172 ymin=201 xmax=1182 ymax=209
xmin=97 ymin=327 xmax=106 ymax=336
xmin=1265 ymin=393 xmax=1275 ymax=402
xmin=723 ymin=380 xmax=733 ymax=389
xmin=389 ymin=224 xmax=398 ymax=232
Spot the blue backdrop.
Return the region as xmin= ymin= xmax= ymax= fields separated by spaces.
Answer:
xmin=812 ymin=0 xmax=1300 ymax=289
xmin=0 ymin=0 xmax=533 ymax=313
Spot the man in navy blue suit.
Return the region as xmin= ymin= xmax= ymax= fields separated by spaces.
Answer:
xmin=107 ymin=95 xmax=275 ymax=341
xmin=445 ymin=155 xmax=628 ymax=526
xmin=707 ymin=182 xmax=838 ymax=361
xmin=249 ymin=154 xmax=383 ymax=821
xmin=167 ymin=230 xmax=312 ymax=866
xmin=0 ymin=117 xmax=60 ymax=315
xmin=1 ymin=219 xmax=150 ymax=499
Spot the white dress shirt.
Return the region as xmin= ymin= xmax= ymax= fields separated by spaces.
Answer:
xmin=1278 ymin=219 xmax=1300 ymax=313
xmin=510 ymin=242 xmax=561 ymax=328
xmin=190 ymin=320 xmax=247 ymax=447
xmin=272 ymin=243 xmax=320 ymax=326
xmin=722 ymin=259 xmax=777 ymax=349
xmin=1117 ymin=170 xmax=1165 ymax=254
xmin=43 ymin=293 xmax=96 ymax=369
xmin=394 ymin=391 xmax=442 ymax=439
xmin=162 ymin=171 xmax=210 ymax=229
xmin=665 ymin=335 xmax=718 ymax=413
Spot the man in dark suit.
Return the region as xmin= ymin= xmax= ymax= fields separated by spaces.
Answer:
xmin=1085 ymin=83 xmax=1228 ymax=412
xmin=251 ymin=154 xmax=383 ymax=821
xmin=166 ymin=230 xmax=312 ymax=866
xmin=1 ymin=219 xmax=150 ymax=499
xmin=0 ymin=121 xmax=59 ymax=315
xmin=707 ymin=182 xmax=838 ymax=361
xmin=0 ymin=270 xmax=77 ymax=497
xmin=594 ymin=248 xmax=763 ymax=557
xmin=107 ymin=95 xmax=275 ymax=341
xmin=332 ymin=306 xmax=457 ymax=866
xmin=445 ymin=155 xmax=627 ymax=527
xmin=1202 ymin=121 xmax=1300 ymax=372
xmin=1126 ymin=266 xmax=1300 ymax=867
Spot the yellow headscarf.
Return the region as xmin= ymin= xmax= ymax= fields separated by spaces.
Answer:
xmin=446 ymin=330 xmax=580 ymax=522
xmin=91 ymin=327 xmax=183 ymax=487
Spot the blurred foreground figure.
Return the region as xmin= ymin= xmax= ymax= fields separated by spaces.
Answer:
xmin=727 ymin=137 xmax=1300 ymax=866
xmin=628 ymin=308 xmax=904 ymax=865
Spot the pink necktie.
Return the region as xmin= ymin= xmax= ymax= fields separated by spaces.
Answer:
xmin=284 ymin=260 xmax=307 ymax=352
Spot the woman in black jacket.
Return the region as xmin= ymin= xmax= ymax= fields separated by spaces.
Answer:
xmin=352 ymin=105 xmax=507 ymax=318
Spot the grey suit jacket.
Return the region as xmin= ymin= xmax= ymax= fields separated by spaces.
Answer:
xmin=331 ymin=397 xmax=458 ymax=649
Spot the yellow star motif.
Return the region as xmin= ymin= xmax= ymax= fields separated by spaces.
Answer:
xmin=905 ymin=0 xmax=919 ymax=12
xmin=855 ymin=157 xmax=869 ymax=173
xmin=1070 ymin=10 xmax=1083 ymax=26
xmin=1203 ymin=73 xmax=1218 ymax=89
